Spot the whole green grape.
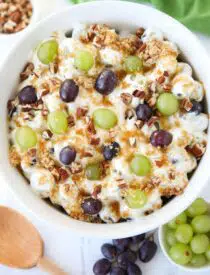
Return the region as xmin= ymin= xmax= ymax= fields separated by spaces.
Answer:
xmin=93 ymin=108 xmax=118 ymax=130
xmin=166 ymin=229 xmax=177 ymax=247
xmin=124 ymin=56 xmax=143 ymax=73
xmin=205 ymin=245 xmax=210 ymax=261
xmin=169 ymin=243 xmax=192 ymax=265
xmin=156 ymin=93 xmax=179 ymax=116
xmin=15 ymin=126 xmax=37 ymax=150
xmin=37 ymin=40 xmax=58 ymax=65
xmin=186 ymin=198 xmax=208 ymax=218
xmin=175 ymin=224 xmax=193 ymax=244
xmin=47 ymin=110 xmax=68 ymax=134
xmin=86 ymin=163 xmax=101 ymax=180
xmin=74 ymin=50 xmax=94 ymax=71
xmin=191 ymin=215 xmax=210 ymax=234
xmin=190 ymin=234 xmax=210 ymax=254
xmin=130 ymin=154 xmax=151 ymax=176
xmin=191 ymin=254 xmax=207 ymax=267
xmin=167 ymin=212 xmax=187 ymax=229
xmin=125 ymin=189 xmax=147 ymax=209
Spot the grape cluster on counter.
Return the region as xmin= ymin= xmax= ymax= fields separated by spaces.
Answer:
xmin=165 ymin=198 xmax=210 ymax=267
xmin=93 ymin=233 xmax=157 ymax=275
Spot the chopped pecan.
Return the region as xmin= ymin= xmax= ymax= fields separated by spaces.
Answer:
xmin=41 ymin=89 xmax=50 ymax=97
xmin=10 ymin=10 xmax=21 ymax=23
xmin=147 ymin=116 xmax=159 ymax=127
xmin=139 ymin=43 xmax=147 ymax=52
xmin=163 ymin=84 xmax=172 ymax=91
xmin=120 ymin=93 xmax=132 ymax=105
xmin=87 ymin=119 xmax=96 ymax=135
xmin=157 ymin=75 xmax=165 ymax=84
xmin=42 ymin=130 xmax=53 ymax=140
xmin=135 ymin=120 xmax=144 ymax=129
xmin=180 ymin=98 xmax=193 ymax=112
xmin=169 ymin=170 xmax=176 ymax=180
xmin=163 ymin=71 xmax=169 ymax=77
xmin=67 ymin=115 xmax=75 ymax=128
xmin=76 ymin=107 xmax=88 ymax=118
xmin=70 ymin=162 xmax=83 ymax=174
xmin=20 ymin=62 xmax=34 ymax=81
xmin=160 ymin=187 xmax=183 ymax=196
xmin=9 ymin=147 xmax=21 ymax=167
xmin=136 ymin=27 xmax=145 ymax=38
xmin=125 ymin=109 xmax=135 ymax=120
xmin=90 ymin=136 xmax=100 ymax=146
xmin=132 ymin=90 xmax=145 ymax=99
xmin=28 ymin=148 xmax=37 ymax=158
xmin=82 ymin=151 xmax=93 ymax=158
xmin=41 ymin=108 xmax=48 ymax=117
xmin=186 ymin=144 xmax=205 ymax=158
xmin=101 ymin=160 xmax=110 ymax=178
xmin=92 ymin=185 xmax=102 ymax=198
xmin=58 ymin=167 xmax=69 ymax=182
xmin=51 ymin=167 xmax=60 ymax=182
xmin=7 ymin=99 xmax=17 ymax=118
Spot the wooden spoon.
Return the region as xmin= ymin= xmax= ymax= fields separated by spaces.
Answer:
xmin=0 ymin=206 xmax=68 ymax=274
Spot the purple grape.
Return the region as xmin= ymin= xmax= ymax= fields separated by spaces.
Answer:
xmin=117 ymin=250 xmax=137 ymax=269
xmin=81 ymin=198 xmax=102 ymax=215
xmin=110 ymin=266 xmax=127 ymax=275
xmin=95 ymin=70 xmax=117 ymax=95
xmin=131 ymin=234 xmax=146 ymax=245
xmin=18 ymin=85 xmax=37 ymax=105
xmin=127 ymin=262 xmax=142 ymax=275
xmin=150 ymin=130 xmax=172 ymax=147
xmin=136 ymin=104 xmax=152 ymax=121
xmin=139 ymin=239 xmax=157 ymax=263
xmin=189 ymin=100 xmax=203 ymax=114
xmin=101 ymin=243 xmax=117 ymax=261
xmin=103 ymin=142 xmax=120 ymax=160
xmin=93 ymin=258 xmax=111 ymax=275
xmin=59 ymin=146 xmax=76 ymax=165
xmin=59 ymin=79 xmax=79 ymax=102
xmin=113 ymin=238 xmax=131 ymax=252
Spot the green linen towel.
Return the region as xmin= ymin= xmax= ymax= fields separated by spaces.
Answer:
xmin=70 ymin=0 xmax=210 ymax=35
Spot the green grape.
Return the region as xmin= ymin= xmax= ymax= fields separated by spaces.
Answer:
xmin=15 ymin=126 xmax=37 ymax=150
xmin=93 ymin=108 xmax=117 ymax=130
xmin=86 ymin=163 xmax=101 ymax=180
xmin=130 ymin=155 xmax=151 ymax=176
xmin=191 ymin=215 xmax=210 ymax=233
xmin=37 ymin=40 xmax=58 ymax=65
xmin=47 ymin=110 xmax=68 ymax=134
xmin=191 ymin=254 xmax=207 ymax=267
xmin=205 ymin=245 xmax=210 ymax=261
xmin=74 ymin=50 xmax=94 ymax=71
xmin=124 ymin=56 xmax=143 ymax=73
xmin=168 ymin=212 xmax=187 ymax=229
xmin=125 ymin=189 xmax=147 ymax=209
xmin=169 ymin=243 xmax=192 ymax=265
xmin=186 ymin=198 xmax=208 ymax=218
xmin=156 ymin=93 xmax=179 ymax=116
xmin=175 ymin=224 xmax=193 ymax=244
xmin=190 ymin=234 xmax=210 ymax=254
xmin=166 ymin=229 xmax=177 ymax=247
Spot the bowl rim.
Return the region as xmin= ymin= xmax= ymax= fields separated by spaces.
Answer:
xmin=158 ymin=225 xmax=210 ymax=272
xmin=1 ymin=0 xmax=210 ymax=238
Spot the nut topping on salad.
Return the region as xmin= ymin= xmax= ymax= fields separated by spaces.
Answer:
xmin=8 ymin=24 xmax=208 ymax=223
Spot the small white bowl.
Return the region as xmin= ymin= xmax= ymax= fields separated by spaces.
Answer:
xmin=1 ymin=1 xmax=210 ymax=238
xmin=158 ymin=206 xmax=210 ymax=272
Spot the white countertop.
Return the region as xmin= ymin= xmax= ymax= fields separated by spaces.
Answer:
xmin=1 ymin=1 xmax=210 ymax=274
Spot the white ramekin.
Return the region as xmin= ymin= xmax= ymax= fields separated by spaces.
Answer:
xmin=0 ymin=1 xmax=210 ymax=238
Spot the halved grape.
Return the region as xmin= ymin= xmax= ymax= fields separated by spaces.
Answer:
xmin=175 ymin=224 xmax=193 ymax=244
xmin=186 ymin=198 xmax=208 ymax=218
xmin=205 ymin=245 xmax=210 ymax=261
xmin=130 ymin=154 xmax=151 ymax=176
xmin=47 ymin=110 xmax=68 ymax=134
xmin=74 ymin=50 xmax=94 ymax=71
xmin=93 ymin=108 xmax=117 ymax=130
xmin=37 ymin=40 xmax=58 ymax=65
xmin=124 ymin=56 xmax=143 ymax=73
xmin=191 ymin=254 xmax=207 ymax=267
xmin=169 ymin=243 xmax=192 ymax=265
xmin=156 ymin=93 xmax=179 ymax=116
xmin=191 ymin=215 xmax=210 ymax=233
xmin=15 ymin=126 xmax=37 ymax=150
xmin=125 ymin=189 xmax=147 ymax=209
xmin=190 ymin=234 xmax=210 ymax=254
xmin=86 ymin=163 xmax=101 ymax=180
xmin=166 ymin=229 xmax=177 ymax=247
xmin=167 ymin=212 xmax=187 ymax=229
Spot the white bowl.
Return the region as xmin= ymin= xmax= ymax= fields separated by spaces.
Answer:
xmin=1 ymin=1 xmax=210 ymax=238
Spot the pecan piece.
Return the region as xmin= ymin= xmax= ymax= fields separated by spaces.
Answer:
xmin=87 ymin=119 xmax=96 ymax=135
xmin=186 ymin=144 xmax=205 ymax=158
xmin=132 ymin=90 xmax=145 ymax=99
xmin=125 ymin=109 xmax=135 ymax=120
xmin=157 ymin=75 xmax=165 ymax=84
xmin=180 ymin=98 xmax=193 ymax=112
xmin=76 ymin=107 xmax=88 ymax=118
xmin=147 ymin=116 xmax=159 ymax=127
xmin=67 ymin=115 xmax=75 ymax=127
xmin=20 ymin=62 xmax=34 ymax=81
xmin=42 ymin=130 xmax=53 ymax=140
xmin=120 ymin=93 xmax=132 ymax=105
xmin=92 ymin=185 xmax=102 ymax=198
xmin=90 ymin=136 xmax=100 ymax=146
xmin=58 ymin=167 xmax=69 ymax=182
xmin=136 ymin=27 xmax=145 ymax=38
xmin=135 ymin=120 xmax=144 ymax=129
xmin=70 ymin=162 xmax=83 ymax=174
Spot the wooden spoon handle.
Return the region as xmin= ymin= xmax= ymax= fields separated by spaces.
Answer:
xmin=37 ymin=256 xmax=68 ymax=275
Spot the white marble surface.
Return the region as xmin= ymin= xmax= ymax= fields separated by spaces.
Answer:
xmin=0 ymin=1 xmax=210 ymax=274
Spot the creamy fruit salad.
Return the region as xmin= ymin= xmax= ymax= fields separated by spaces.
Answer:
xmin=8 ymin=24 xmax=208 ymax=223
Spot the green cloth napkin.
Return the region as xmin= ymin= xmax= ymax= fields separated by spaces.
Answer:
xmin=70 ymin=0 xmax=210 ymax=35
xmin=140 ymin=0 xmax=210 ymax=35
